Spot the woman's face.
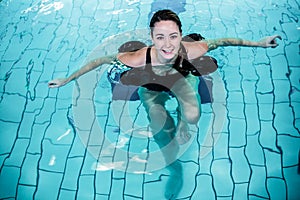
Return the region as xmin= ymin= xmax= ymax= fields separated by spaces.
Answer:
xmin=152 ymin=20 xmax=182 ymax=62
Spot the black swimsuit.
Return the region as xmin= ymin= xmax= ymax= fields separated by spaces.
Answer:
xmin=118 ymin=43 xmax=218 ymax=90
xmin=142 ymin=45 xmax=189 ymax=92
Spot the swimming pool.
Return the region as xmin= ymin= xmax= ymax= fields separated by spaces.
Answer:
xmin=0 ymin=0 xmax=299 ymax=199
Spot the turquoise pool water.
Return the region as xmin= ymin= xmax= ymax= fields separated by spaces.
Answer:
xmin=0 ymin=0 xmax=299 ymax=199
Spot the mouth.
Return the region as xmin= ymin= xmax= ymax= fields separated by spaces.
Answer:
xmin=162 ymin=49 xmax=174 ymax=55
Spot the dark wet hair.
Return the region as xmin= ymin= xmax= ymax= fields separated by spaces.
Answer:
xmin=149 ymin=9 xmax=182 ymax=36
xmin=182 ymin=33 xmax=205 ymax=42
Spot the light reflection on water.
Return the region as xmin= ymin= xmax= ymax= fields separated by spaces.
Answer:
xmin=22 ymin=0 xmax=64 ymax=15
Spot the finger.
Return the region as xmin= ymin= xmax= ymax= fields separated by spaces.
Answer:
xmin=271 ymin=42 xmax=279 ymax=48
xmin=271 ymin=35 xmax=282 ymax=41
xmin=275 ymin=35 xmax=282 ymax=40
xmin=48 ymin=82 xmax=58 ymax=88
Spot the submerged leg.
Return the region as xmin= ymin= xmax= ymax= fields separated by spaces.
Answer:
xmin=138 ymin=87 xmax=179 ymax=160
xmin=138 ymin=87 xmax=183 ymax=199
xmin=175 ymin=106 xmax=191 ymax=145
xmin=164 ymin=160 xmax=183 ymax=200
xmin=171 ymin=74 xmax=201 ymax=144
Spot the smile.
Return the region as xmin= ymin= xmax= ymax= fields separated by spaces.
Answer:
xmin=162 ymin=49 xmax=174 ymax=55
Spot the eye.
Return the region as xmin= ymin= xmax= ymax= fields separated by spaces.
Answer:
xmin=170 ymin=35 xmax=178 ymax=40
xmin=156 ymin=36 xmax=164 ymax=40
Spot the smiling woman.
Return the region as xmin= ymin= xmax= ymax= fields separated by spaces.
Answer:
xmin=48 ymin=9 xmax=281 ymax=199
xmin=1 ymin=0 xmax=297 ymax=198
xmin=49 ymin=10 xmax=280 ymax=199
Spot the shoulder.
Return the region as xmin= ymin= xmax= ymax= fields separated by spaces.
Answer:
xmin=181 ymin=41 xmax=208 ymax=59
xmin=117 ymin=47 xmax=147 ymax=68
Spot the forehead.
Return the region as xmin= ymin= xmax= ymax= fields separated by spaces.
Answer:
xmin=152 ymin=20 xmax=180 ymax=34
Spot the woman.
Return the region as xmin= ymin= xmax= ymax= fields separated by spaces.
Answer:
xmin=49 ymin=9 xmax=281 ymax=199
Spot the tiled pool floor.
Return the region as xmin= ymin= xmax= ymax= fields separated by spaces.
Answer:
xmin=0 ymin=0 xmax=299 ymax=199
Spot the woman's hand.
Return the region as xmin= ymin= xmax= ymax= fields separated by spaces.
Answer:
xmin=259 ymin=35 xmax=282 ymax=48
xmin=48 ymin=78 xmax=68 ymax=88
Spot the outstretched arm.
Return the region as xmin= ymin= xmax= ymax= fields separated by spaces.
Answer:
xmin=206 ymin=35 xmax=282 ymax=51
xmin=48 ymin=55 xmax=116 ymax=88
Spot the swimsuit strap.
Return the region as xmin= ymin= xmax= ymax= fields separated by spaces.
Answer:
xmin=146 ymin=47 xmax=152 ymax=67
xmin=144 ymin=46 xmax=155 ymax=75
xmin=179 ymin=43 xmax=198 ymax=74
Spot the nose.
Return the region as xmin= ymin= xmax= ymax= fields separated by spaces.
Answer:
xmin=164 ymin=38 xmax=171 ymax=48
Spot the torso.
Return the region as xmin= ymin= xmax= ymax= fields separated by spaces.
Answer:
xmin=116 ymin=41 xmax=208 ymax=92
xmin=140 ymin=46 xmax=189 ymax=92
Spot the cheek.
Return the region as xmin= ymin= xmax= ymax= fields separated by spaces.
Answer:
xmin=175 ymin=37 xmax=182 ymax=45
xmin=173 ymin=40 xmax=181 ymax=50
xmin=153 ymin=40 xmax=164 ymax=48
